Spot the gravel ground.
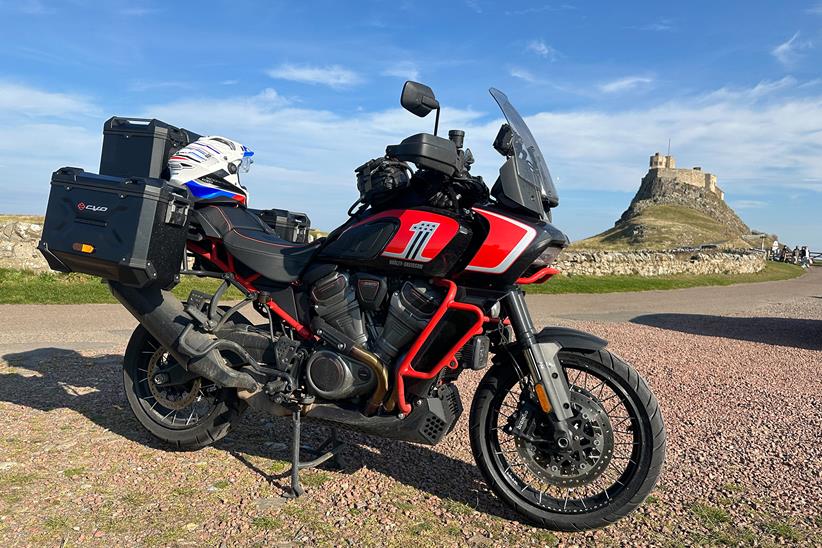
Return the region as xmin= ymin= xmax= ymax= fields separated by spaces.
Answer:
xmin=1 ymin=296 xmax=821 ymax=546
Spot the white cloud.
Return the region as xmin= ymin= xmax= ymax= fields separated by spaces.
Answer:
xmin=382 ymin=62 xmax=419 ymax=81
xmin=510 ymin=67 xmax=538 ymax=83
xmin=807 ymin=3 xmax=822 ymax=15
xmin=13 ymin=0 xmax=54 ymax=15
xmin=119 ymin=7 xmax=161 ymax=16
xmin=772 ymin=32 xmax=813 ymax=66
xmin=267 ymin=64 xmax=362 ymax=88
xmin=599 ymin=76 xmax=653 ymax=93
xmin=464 ymin=0 xmax=483 ymax=14
xmin=0 ymin=82 xmax=97 ymax=117
xmin=526 ymin=40 xmax=558 ymax=61
xmin=3 ymin=78 xmax=822 ymax=236
xmin=633 ymin=18 xmax=673 ymax=31
xmin=128 ymin=80 xmax=191 ymax=92
xmin=519 ymin=79 xmax=822 ymax=200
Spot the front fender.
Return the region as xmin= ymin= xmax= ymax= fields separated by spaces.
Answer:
xmin=535 ymin=326 xmax=607 ymax=352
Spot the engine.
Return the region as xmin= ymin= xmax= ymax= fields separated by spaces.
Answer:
xmin=300 ymin=267 xmax=441 ymax=402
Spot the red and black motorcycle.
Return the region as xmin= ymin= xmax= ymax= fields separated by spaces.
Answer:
xmin=39 ymin=82 xmax=664 ymax=531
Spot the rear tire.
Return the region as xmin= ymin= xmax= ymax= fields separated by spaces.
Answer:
xmin=123 ymin=325 xmax=245 ymax=450
xmin=469 ymin=348 xmax=665 ymax=531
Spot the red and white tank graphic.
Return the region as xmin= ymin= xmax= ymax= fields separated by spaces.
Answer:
xmin=370 ymin=210 xmax=460 ymax=263
xmin=465 ymin=208 xmax=536 ymax=274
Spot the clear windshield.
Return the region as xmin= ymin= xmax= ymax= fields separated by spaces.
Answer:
xmin=489 ymin=88 xmax=558 ymax=209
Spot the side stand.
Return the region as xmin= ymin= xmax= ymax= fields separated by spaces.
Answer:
xmin=284 ymin=409 xmax=345 ymax=498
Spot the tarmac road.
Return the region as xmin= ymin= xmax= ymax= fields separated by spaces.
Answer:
xmin=0 ymin=268 xmax=817 ymax=356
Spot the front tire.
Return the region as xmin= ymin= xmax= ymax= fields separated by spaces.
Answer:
xmin=123 ymin=325 xmax=245 ymax=450
xmin=469 ymin=348 xmax=665 ymax=531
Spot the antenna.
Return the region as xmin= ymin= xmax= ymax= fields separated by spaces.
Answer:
xmin=667 ymin=138 xmax=671 ymax=156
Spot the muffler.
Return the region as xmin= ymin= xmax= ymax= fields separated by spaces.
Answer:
xmin=108 ymin=281 xmax=259 ymax=391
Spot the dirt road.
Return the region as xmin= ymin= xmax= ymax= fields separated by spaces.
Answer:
xmin=0 ymin=272 xmax=820 ymax=546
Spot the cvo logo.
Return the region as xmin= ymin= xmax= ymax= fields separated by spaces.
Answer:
xmin=77 ymin=202 xmax=108 ymax=212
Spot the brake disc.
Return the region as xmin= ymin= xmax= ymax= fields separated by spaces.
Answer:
xmin=515 ymin=388 xmax=614 ymax=487
xmin=146 ymin=349 xmax=201 ymax=411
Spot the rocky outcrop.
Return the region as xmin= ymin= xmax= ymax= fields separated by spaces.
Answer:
xmin=0 ymin=222 xmax=48 ymax=271
xmin=555 ymin=249 xmax=765 ymax=277
xmin=619 ymin=172 xmax=749 ymax=235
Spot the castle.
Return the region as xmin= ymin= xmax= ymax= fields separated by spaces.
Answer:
xmin=647 ymin=152 xmax=724 ymax=201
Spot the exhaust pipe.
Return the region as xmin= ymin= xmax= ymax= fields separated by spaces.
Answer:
xmin=108 ymin=281 xmax=259 ymax=392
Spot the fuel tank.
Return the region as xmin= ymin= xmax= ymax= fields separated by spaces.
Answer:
xmin=319 ymin=207 xmax=474 ymax=278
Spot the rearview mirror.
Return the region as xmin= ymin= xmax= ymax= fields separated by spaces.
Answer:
xmin=400 ymin=81 xmax=439 ymax=117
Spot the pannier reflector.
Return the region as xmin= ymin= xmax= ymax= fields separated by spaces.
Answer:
xmin=72 ymin=243 xmax=95 ymax=254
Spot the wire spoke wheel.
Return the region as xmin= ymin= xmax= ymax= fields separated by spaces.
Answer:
xmin=133 ymin=342 xmax=218 ymax=430
xmin=123 ymin=325 xmax=246 ymax=450
xmin=470 ymin=348 xmax=665 ymax=530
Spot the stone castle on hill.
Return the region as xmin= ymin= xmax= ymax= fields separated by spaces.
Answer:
xmin=616 ymin=151 xmax=749 ymax=237
xmin=648 ymin=152 xmax=724 ymax=201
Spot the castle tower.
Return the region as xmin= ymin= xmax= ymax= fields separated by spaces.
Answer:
xmin=649 ymin=152 xmax=675 ymax=169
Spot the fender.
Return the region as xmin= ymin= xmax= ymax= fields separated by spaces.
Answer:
xmin=535 ymin=326 xmax=607 ymax=352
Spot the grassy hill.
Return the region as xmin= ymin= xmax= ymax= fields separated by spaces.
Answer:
xmin=573 ymin=204 xmax=753 ymax=251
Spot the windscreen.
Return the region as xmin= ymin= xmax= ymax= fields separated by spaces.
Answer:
xmin=489 ymin=88 xmax=559 ymax=209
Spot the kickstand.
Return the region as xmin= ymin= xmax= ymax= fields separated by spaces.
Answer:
xmin=283 ymin=408 xmax=345 ymax=498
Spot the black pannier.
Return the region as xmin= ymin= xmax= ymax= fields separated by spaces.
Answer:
xmin=38 ymin=167 xmax=191 ymax=288
xmin=99 ymin=117 xmax=201 ymax=179
xmin=251 ymin=208 xmax=311 ymax=243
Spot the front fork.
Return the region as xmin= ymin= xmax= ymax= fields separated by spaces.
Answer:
xmin=503 ymin=288 xmax=575 ymax=441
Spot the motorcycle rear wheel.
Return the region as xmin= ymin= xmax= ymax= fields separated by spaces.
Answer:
xmin=123 ymin=325 xmax=245 ymax=450
xmin=469 ymin=348 xmax=665 ymax=531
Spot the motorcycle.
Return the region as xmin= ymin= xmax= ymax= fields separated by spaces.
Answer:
xmin=39 ymin=81 xmax=665 ymax=531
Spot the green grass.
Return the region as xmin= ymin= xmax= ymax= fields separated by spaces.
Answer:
xmin=0 ymin=261 xmax=805 ymax=303
xmin=0 ymin=268 xmax=244 ymax=304
xmin=574 ymin=204 xmax=751 ymax=251
xmin=763 ymin=519 xmax=804 ymax=542
xmin=691 ymin=502 xmax=731 ymax=527
xmin=527 ymin=262 xmax=804 ymax=295
xmin=0 ymin=214 xmax=43 ymax=224
xmin=62 ymin=466 xmax=85 ymax=478
xmin=251 ymin=516 xmax=283 ymax=530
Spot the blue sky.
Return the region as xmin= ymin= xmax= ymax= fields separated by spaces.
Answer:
xmin=1 ymin=0 xmax=821 ymax=248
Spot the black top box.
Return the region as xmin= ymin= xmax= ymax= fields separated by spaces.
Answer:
xmin=99 ymin=117 xmax=201 ymax=179
xmin=38 ymin=167 xmax=191 ymax=288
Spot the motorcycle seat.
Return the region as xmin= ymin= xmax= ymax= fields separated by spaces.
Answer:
xmin=193 ymin=205 xmax=320 ymax=283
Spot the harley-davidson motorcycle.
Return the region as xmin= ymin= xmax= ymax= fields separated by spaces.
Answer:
xmin=38 ymin=82 xmax=665 ymax=531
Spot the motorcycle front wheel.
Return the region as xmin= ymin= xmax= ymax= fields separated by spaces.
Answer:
xmin=469 ymin=348 xmax=665 ymax=531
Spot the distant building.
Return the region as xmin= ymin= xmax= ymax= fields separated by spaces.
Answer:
xmin=648 ymin=152 xmax=725 ymax=201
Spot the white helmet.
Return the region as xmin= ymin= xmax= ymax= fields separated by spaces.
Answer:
xmin=168 ymin=136 xmax=254 ymax=204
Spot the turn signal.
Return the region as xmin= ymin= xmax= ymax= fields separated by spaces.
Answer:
xmin=535 ymin=384 xmax=552 ymax=414
xmin=72 ymin=243 xmax=95 ymax=254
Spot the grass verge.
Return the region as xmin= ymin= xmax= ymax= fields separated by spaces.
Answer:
xmin=0 ymin=262 xmax=805 ymax=303
xmin=527 ymin=262 xmax=805 ymax=295
xmin=0 ymin=269 xmax=243 ymax=304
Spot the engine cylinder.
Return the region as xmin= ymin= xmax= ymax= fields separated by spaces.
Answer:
xmin=374 ymin=281 xmax=441 ymax=363
xmin=311 ymin=271 xmax=367 ymax=346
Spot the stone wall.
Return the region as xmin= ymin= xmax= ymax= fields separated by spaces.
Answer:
xmin=555 ymin=249 xmax=766 ymax=277
xmin=0 ymin=221 xmax=49 ymax=271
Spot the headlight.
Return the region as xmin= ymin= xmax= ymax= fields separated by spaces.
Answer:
xmin=534 ymin=245 xmax=562 ymax=267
